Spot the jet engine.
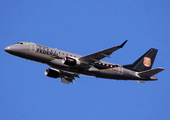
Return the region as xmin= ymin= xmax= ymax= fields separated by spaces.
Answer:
xmin=62 ymin=57 xmax=80 ymax=66
xmin=45 ymin=68 xmax=60 ymax=78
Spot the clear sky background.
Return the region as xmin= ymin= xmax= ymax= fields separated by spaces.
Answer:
xmin=0 ymin=0 xmax=170 ymax=120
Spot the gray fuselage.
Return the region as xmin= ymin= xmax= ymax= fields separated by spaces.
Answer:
xmin=4 ymin=42 xmax=157 ymax=81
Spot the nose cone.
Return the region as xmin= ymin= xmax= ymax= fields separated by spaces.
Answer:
xmin=4 ymin=46 xmax=11 ymax=52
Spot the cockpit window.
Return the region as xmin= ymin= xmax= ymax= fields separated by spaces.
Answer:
xmin=16 ymin=42 xmax=23 ymax=45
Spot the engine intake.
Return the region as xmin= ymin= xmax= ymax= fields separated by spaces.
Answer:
xmin=45 ymin=68 xmax=60 ymax=78
xmin=62 ymin=57 xmax=80 ymax=66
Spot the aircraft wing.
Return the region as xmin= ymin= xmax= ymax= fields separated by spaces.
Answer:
xmin=59 ymin=70 xmax=79 ymax=84
xmin=79 ymin=40 xmax=127 ymax=63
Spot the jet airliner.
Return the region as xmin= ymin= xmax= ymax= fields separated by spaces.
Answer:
xmin=5 ymin=40 xmax=165 ymax=84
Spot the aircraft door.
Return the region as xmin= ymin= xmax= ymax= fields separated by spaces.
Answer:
xmin=30 ymin=43 xmax=36 ymax=52
xmin=118 ymin=66 xmax=123 ymax=75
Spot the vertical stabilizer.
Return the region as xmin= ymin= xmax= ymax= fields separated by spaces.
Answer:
xmin=130 ymin=48 xmax=158 ymax=72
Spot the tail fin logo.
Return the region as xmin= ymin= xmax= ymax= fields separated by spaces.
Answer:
xmin=143 ymin=57 xmax=151 ymax=67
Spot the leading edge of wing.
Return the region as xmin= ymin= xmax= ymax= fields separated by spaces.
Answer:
xmin=79 ymin=40 xmax=128 ymax=63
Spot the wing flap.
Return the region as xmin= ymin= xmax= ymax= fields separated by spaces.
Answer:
xmin=51 ymin=69 xmax=79 ymax=84
xmin=61 ymin=76 xmax=75 ymax=84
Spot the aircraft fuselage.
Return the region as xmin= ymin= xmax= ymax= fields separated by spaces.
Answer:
xmin=5 ymin=41 xmax=160 ymax=83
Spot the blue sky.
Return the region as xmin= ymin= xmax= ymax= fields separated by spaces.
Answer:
xmin=0 ymin=0 xmax=170 ymax=120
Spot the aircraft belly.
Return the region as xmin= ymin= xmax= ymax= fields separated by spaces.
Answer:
xmin=47 ymin=61 xmax=154 ymax=81
xmin=94 ymin=69 xmax=139 ymax=80
xmin=47 ymin=62 xmax=140 ymax=80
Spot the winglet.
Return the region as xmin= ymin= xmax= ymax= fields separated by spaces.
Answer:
xmin=118 ymin=40 xmax=128 ymax=48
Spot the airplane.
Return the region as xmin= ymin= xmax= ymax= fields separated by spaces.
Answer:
xmin=4 ymin=40 xmax=165 ymax=84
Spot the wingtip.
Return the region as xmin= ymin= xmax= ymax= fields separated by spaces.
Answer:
xmin=157 ymin=67 xmax=165 ymax=71
xmin=119 ymin=40 xmax=128 ymax=48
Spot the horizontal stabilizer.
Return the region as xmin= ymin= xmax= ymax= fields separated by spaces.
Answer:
xmin=138 ymin=67 xmax=165 ymax=77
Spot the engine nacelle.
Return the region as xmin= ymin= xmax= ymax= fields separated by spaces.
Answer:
xmin=45 ymin=68 xmax=60 ymax=78
xmin=62 ymin=57 xmax=80 ymax=66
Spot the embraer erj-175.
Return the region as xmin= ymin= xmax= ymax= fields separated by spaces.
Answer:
xmin=5 ymin=40 xmax=165 ymax=84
